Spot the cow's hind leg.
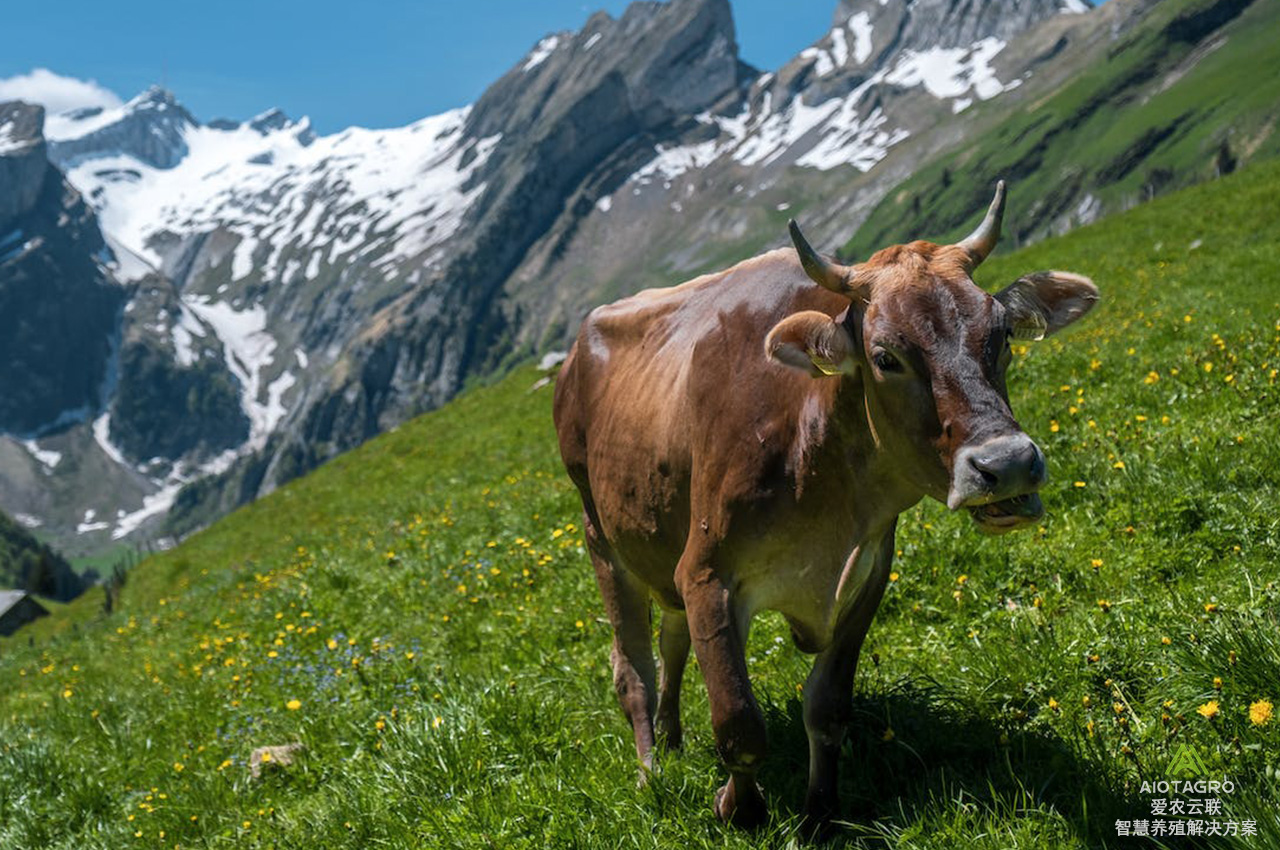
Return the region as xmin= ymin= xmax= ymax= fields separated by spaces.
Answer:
xmin=656 ymin=609 xmax=690 ymax=750
xmin=586 ymin=516 xmax=659 ymax=772
xmin=801 ymin=530 xmax=894 ymax=832
xmin=677 ymin=549 xmax=769 ymax=828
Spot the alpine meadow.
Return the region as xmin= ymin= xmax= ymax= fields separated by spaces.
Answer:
xmin=3 ymin=158 xmax=1279 ymax=847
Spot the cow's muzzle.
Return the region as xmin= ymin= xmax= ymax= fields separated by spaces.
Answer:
xmin=947 ymin=434 xmax=1046 ymax=533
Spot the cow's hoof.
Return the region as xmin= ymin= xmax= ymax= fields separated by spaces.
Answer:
xmin=800 ymin=808 xmax=839 ymax=843
xmin=637 ymin=755 xmax=662 ymax=788
xmin=656 ymin=724 xmax=683 ymax=752
xmin=713 ymin=779 xmax=768 ymax=829
xmin=801 ymin=791 xmax=840 ymax=837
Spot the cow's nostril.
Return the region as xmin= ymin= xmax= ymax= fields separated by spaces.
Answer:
xmin=969 ymin=455 xmax=1000 ymax=488
xmin=1029 ymin=451 xmax=1046 ymax=484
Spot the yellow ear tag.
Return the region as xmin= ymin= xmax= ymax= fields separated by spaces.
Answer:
xmin=814 ymin=359 xmax=845 ymax=376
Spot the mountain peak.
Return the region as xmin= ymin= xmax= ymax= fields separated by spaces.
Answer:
xmin=46 ymin=85 xmax=195 ymax=170
xmin=248 ymin=107 xmax=290 ymax=134
xmin=470 ymin=0 xmax=745 ymax=140
xmin=129 ymin=85 xmax=181 ymax=109
xmin=0 ymin=100 xmax=46 ymax=156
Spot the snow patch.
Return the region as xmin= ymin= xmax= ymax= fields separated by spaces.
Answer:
xmin=830 ymin=28 xmax=849 ymax=68
xmin=583 ymin=32 xmax=602 ymax=51
xmin=14 ymin=512 xmax=42 ymax=529
xmin=263 ymin=369 xmax=297 ymax=435
xmin=1075 ymin=193 xmax=1102 ymax=225
xmin=184 ymin=297 xmax=282 ymax=450
xmin=1060 ymin=0 xmax=1089 ymax=13
xmin=61 ymin=105 xmax=498 ymax=293
xmin=101 ymin=233 xmax=155 ymax=282
xmin=0 ymin=117 xmax=33 ymax=155
xmin=847 ymin=12 xmax=874 ymax=64
xmin=796 ymin=105 xmax=910 ymax=171
xmin=231 ymin=236 xmax=256 ymax=280
xmin=112 ymin=482 xmax=181 ymax=539
xmin=801 ymin=47 xmax=836 ymax=78
xmin=523 ymin=35 xmax=561 ymax=71
xmin=885 ymin=38 xmax=1010 ymax=101
xmin=595 ymin=195 xmax=612 ymax=213
xmin=92 ymin=413 xmax=128 ymax=466
xmin=21 ymin=439 xmax=61 ymax=470
xmin=77 ymin=509 xmax=110 ymax=535
xmin=735 ymin=94 xmax=843 ymax=167
xmin=171 ymin=304 xmax=208 ymax=367
xmin=632 ymin=138 xmax=723 ymax=184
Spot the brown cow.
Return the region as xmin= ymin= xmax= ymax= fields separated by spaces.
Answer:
xmin=552 ymin=182 xmax=1097 ymax=829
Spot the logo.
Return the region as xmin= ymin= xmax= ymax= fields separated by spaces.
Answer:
xmin=1167 ymin=743 xmax=1210 ymax=779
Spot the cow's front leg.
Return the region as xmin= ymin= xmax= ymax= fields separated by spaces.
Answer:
xmin=677 ymin=551 xmax=768 ymax=828
xmin=802 ymin=531 xmax=894 ymax=831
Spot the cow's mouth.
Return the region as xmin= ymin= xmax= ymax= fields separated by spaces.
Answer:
xmin=967 ymin=492 xmax=1043 ymax=534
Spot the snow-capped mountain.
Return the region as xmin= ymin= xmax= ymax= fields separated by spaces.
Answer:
xmin=11 ymin=0 xmax=1225 ymax=554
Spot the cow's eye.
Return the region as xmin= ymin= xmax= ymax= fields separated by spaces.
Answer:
xmin=872 ymin=349 xmax=902 ymax=373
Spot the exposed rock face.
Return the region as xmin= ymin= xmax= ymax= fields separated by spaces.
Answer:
xmin=164 ymin=0 xmax=758 ymax=532
xmin=830 ymin=0 xmax=1086 ymax=58
xmin=110 ymin=342 xmax=248 ymax=462
xmin=0 ymin=101 xmax=125 ymax=436
xmin=0 ymin=102 xmax=49 ymax=224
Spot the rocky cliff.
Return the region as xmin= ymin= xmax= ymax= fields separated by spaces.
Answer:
xmin=0 ymin=102 xmax=124 ymax=436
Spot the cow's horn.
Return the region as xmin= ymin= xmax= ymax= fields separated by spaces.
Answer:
xmin=958 ymin=180 xmax=1006 ymax=268
xmin=788 ymin=219 xmax=858 ymax=297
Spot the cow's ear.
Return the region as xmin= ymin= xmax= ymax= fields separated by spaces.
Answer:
xmin=995 ymin=271 xmax=1099 ymax=340
xmin=766 ymin=311 xmax=856 ymax=377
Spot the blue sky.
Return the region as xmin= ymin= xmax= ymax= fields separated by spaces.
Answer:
xmin=0 ymin=0 xmax=839 ymax=134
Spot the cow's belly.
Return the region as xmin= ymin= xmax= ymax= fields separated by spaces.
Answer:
xmin=727 ymin=528 xmax=887 ymax=653
xmin=603 ymin=497 xmax=889 ymax=653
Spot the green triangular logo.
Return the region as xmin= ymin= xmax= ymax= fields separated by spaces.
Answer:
xmin=1167 ymin=743 xmax=1210 ymax=778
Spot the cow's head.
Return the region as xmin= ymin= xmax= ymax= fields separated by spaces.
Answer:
xmin=767 ymin=182 xmax=1098 ymax=533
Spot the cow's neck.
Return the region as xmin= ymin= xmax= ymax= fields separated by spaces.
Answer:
xmin=796 ymin=371 xmax=927 ymax=537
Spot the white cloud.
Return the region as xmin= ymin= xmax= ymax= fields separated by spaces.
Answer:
xmin=0 ymin=68 xmax=123 ymax=115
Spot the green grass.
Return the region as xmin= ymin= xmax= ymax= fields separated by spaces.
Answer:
xmin=3 ymin=158 xmax=1280 ymax=849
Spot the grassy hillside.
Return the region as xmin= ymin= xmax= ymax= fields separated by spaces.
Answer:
xmin=844 ymin=0 xmax=1280 ymax=260
xmin=2 ymin=159 xmax=1280 ymax=848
